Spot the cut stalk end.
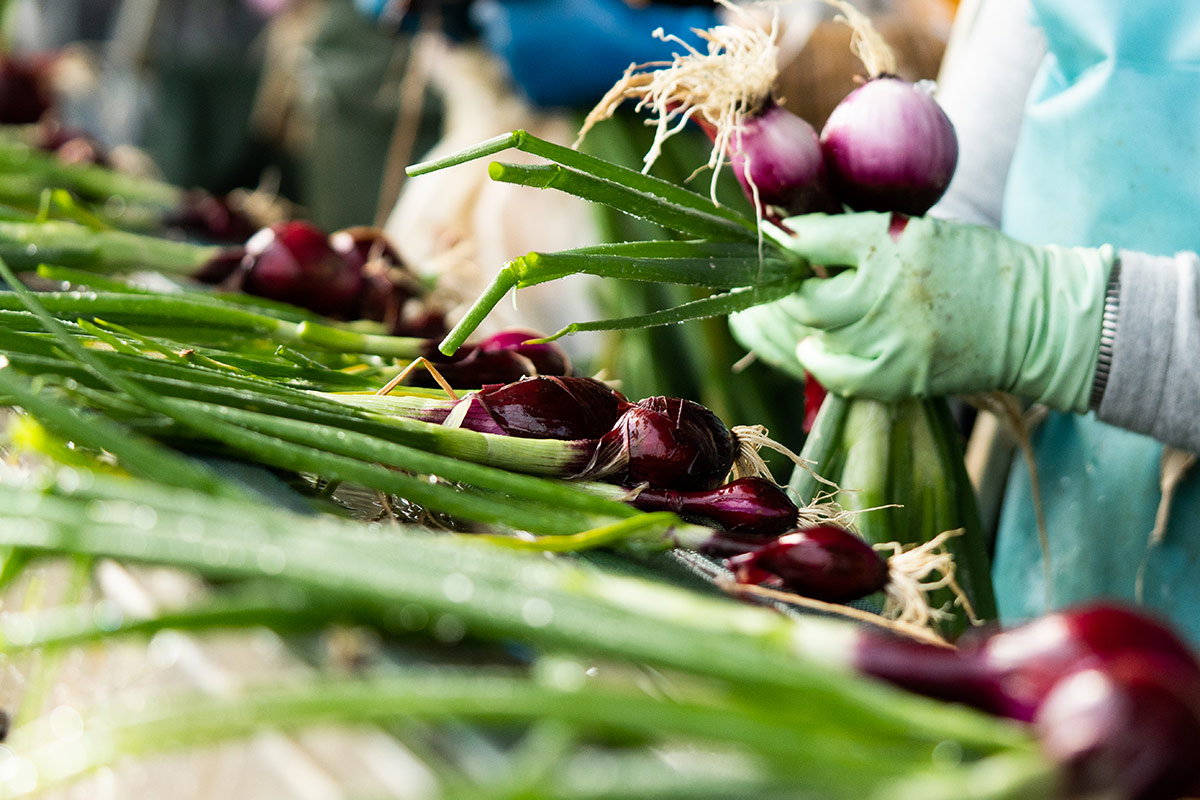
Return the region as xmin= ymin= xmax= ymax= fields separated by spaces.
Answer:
xmin=437 ymin=266 xmax=520 ymax=356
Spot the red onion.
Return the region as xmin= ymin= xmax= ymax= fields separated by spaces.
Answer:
xmin=475 ymin=329 xmax=572 ymax=377
xmin=726 ymin=524 xmax=889 ymax=603
xmin=168 ymin=190 xmax=260 ymax=244
xmin=629 ymin=476 xmax=798 ymax=534
xmin=819 ymin=77 xmax=957 ymax=216
xmin=849 ymin=604 xmax=1200 ymax=797
xmin=465 ymin=375 xmax=628 ymax=440
xmin=592 ymin=397 xmax=738 ymax=490
xmin=704 ymin=104 xmax=840 ymax=218
xmin=330 ymin=226 xmax=430 ymax=331
xmin=191 ymin=247 xmax=247 ymax=285
xmin=329 ymin=226 xmax=405 ymax=281
xmin=0 ymin=54 xmax=52 ymax=125
xmin=856 ymin=604 xmax=1200 ymax=721
xmin=408 ymin=330 xmax=574 ymax=389
xmin=241 ymin=221 xmax=363 ymax=318
xmin=1035 ymin=656 xmax=1200 ymax=800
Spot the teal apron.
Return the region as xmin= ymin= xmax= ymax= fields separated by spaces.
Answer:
xmin=994 ymin=0 xmax=1200 ymax=642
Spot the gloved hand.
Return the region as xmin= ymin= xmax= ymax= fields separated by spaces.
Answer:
xmin=729 ymin=212 xmax=1117 ymax=412
xmin=470 ymin=0 xmax=718 ymax=108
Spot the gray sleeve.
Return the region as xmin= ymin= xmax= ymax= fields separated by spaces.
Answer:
xmin=1096 ymin=250 xmax=1200 ymax=452
xmin=928 ymin=0 xmax=1046 ymax=227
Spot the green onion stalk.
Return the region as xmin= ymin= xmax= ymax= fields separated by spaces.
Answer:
xmin=0 ymin=284 xmax=437 ymax=360
xmin=0 ymin=464 xmax=1055 ymax=800
xmin=0 ymin=128 xmax=186 ymax=229
xmin=789 ymin=393 xmax=996 ymax=634
xmin=0 ymin=269 xmax=726 ymax=553
xmin=0 ymin=308 xmax=754 ymax=562
xmin=575 ymin=111 xmax=812 ymax=463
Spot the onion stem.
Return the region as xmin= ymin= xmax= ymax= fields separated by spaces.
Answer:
xmin=0 ymin=290 xmax=429 ymax=358
xmin=0 ymin=218 xmax=218 ymax=274
xmin=406 ymin=129 xmax=754 ymax=231
xmin=488 ymin=161 xmax=755 ymax=242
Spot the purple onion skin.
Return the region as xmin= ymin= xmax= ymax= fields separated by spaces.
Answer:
xmin=241 ymin=221 xmax=363 ymax=318
xmin=475 ymin=376 xmax=628 ymax=440
xmin=727 ymin=525 xmax=889 ymax=603
xmin=855 ymin=604 xmax=1200 ymax=722
xmin=727 ymin=104 xmax=841 ymax=217
xmin=168 ymin=190 xmax=260 ymax=244
xmin=630 ymin=477 xmax=798 ymax=535
xmin=1035 ymin=657 xmax=1200 ymax=800
xmin=697 ymin=531 xmax=775 ymax=559
xmin=444 ymin=394 xmax=508 ymax=435
xmin=408 ymin=331 xmax=574 ymax=390
xmin=819 ymin=76 xmax=958 ymax=216
xmin=192 ymin=247 xmax=248 ymax=285
xmin=403 ymin=376 xmax=627 ymax=439
xmin=329 ymin=226 xmax=442 ymax=334
xmin=0 ymin=55 xmax=52 ymax=124
xmin=598 ymin=397 xmax=738 ymax=491
xmin=854 ymin=604 xmax=1200 ymax=796
xmin=408 ymin=348 xmax=542 ymax=389
xmin=476 ymin=329 xmax=572 ymax=377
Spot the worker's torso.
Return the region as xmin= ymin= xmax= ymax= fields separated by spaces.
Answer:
xmin=994 ymin=0 xmax=1200 ymax=641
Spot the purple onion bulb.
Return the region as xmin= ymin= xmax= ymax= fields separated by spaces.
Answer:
xmin=473 ymin=376 xmax=628 ymax=440
xmin=596 ymin=397 xmax=738 ymax=491
xmin=726 ymin=524 xmax=889 ymax=603
xmin=819 ymin=77 xmax=958 ymax=216
xmin=242 ymin=221 xmax=362 ymax=318
xmin=726 ymin=103 xmax=841 ymax=217
xmin=476 ymin=329 xmax=572 ymax=377
xmin=629 ymin=476 xmax=798 ymax=535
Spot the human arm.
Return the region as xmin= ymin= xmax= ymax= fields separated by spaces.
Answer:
xmin=731 ymin=211 xmax=1200 ymax=454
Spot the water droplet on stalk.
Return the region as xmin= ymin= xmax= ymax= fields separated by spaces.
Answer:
xmin=54 ymin=467 xmax=81 ymax=494
xmin=433 ymin=614 xmax=466 ymax=643
xmin=201 ymin=540 xmax=231 ymax=567
xmin=93 ymin=602 xmax=123 ymax=631
xmin=521 ymin=597 xmax=554 ymax=628
xmin=392 ymin=603 xmax=429 ymax=631
xmin=256 ymin=545 xmax=287 ymax=575
xmin=131 ymin=504 xmax=157 ymax=530
xmin=442 ymin=573 xmax=474 ymax=603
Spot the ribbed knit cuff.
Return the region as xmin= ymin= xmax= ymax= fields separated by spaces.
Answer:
xmin=1088 ymin=261 xmax=1121 ymax=410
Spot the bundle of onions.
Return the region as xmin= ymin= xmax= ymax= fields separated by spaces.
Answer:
xmin=355 ymin=374 xmax=628 ymax=439
xmin=327 ymin=376 xmax=804 ymax=492
xmin=577 ymin=0 xmax=957 ymax=221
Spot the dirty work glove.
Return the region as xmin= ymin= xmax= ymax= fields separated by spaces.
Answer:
xmin=729 ymin=212 xmax=1117 ymax=412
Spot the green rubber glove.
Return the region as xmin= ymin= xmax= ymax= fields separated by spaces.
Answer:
xmin=729 ymin=212 xmax=1117 ymax=412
